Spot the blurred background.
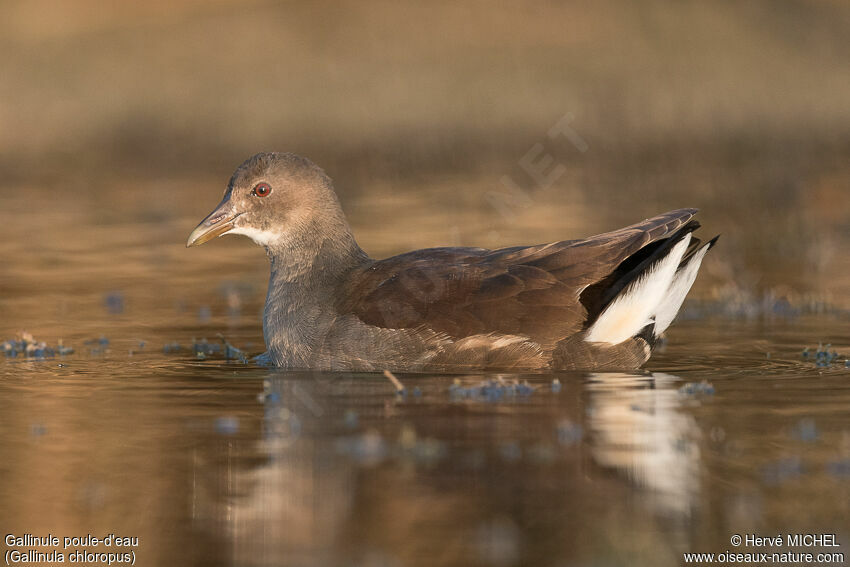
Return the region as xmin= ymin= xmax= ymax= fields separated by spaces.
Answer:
xmin=2 ymin=3 xmax=850 ymax=567
xmin=2 ymin=0 xmax=849 ymax=326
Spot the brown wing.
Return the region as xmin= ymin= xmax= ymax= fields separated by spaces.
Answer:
xmin=337 ymin=209 xmax=698 ymax=347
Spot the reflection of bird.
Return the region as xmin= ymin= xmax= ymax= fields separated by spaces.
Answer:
xmin=188 ymin=152 xmax=717 ymax=371
xmin=585 ymin=372 xmax=702 ymax=516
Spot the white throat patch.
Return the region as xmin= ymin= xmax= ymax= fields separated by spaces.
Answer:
xmin=228 ymin=226 xmax=283 ymax=246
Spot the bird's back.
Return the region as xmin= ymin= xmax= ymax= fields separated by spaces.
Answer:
xmin=325 ymin=208 xmax=712 ymax=371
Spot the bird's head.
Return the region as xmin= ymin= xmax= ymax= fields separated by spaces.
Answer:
xmin=187 ymin=152 xmax=343 ymax=249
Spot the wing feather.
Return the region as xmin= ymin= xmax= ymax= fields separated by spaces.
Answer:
xmin=337 ymin=209 xmax=698 ymax=347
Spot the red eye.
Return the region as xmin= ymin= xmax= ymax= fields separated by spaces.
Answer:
xmin=253 ymin=182 xmax=271 ymax=197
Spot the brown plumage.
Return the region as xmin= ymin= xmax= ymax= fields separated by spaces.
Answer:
xmin=188 ymin=152 xmax=716 ymax=372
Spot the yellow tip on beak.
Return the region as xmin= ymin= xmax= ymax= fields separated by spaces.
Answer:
xmin=186 ymin=197 xmax=239 ymax=247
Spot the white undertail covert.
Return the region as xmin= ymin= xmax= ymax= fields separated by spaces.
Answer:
xmin=585 ymin=235 xmax=692 ymax=344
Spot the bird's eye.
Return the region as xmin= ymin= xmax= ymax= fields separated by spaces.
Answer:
xmin=253 ymin=182 xmax=272 ymax=197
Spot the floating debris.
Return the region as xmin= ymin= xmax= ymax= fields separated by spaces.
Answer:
xmin=383 ymin=369 xmax=406 ymax=396
xmin=84 ymin=336 xmax=110 ymax=346
xmin=198 ymin=305 xmax=212 ymax=322
xmin=128 ymin=340 xmax=147 ymax=356
xmin=161 ymin=336 xmax=248 ymax=362
xmin=84 ymin=336 xmax=110 ymax=356
xmin=56 ymin=339 xmax=73 ymax=356
xmin=191 ymin=338 xmax=221 ymax=359
xmin=449 ymin=377 xmax=536 ymax=402
xmin=550 ymin=378 xmax=562 ymax=393
xmin=217 ymin=334 xmax=248 ymax=363
xmin=679 ymin=380 xmax=715 ymax=396
xmin=2 ymin=332 xmax=74 ymax=360
xmin=802 ymin=344 xmax=843 ymax=367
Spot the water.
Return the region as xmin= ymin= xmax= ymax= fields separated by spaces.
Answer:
xmin=2 ymin=183 xmax=850 ymax=567
xmin=2 ymin=321 xmax=849 ymax=567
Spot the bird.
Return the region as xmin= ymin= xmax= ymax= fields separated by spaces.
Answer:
xmin=187 ymin=152 xmax=717 ymax=372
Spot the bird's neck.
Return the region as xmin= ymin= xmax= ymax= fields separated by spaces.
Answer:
xmin=261 ymin=215 xmax=370 ymax=367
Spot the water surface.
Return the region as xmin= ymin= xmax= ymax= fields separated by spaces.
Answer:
xmin=2 ymin=170 xmax=850 ymax=567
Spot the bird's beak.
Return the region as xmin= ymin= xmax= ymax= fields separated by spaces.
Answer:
xmin=186 ymin=194 xmax=241 ymax=247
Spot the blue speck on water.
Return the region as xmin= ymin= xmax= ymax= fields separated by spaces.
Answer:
xmin=790 ymin=418 xmax=818 ymax=442
xmin=556 ymin=420 xmax=583 ymax=446
xmin=258 ymin=380 xmax=282 ymax=404
xmin=198 ymin=305 xmax=212 ymax=322
xmin=449 ymin=378 xmax=536 ymax=402
xmin=3 ymin=334 xmax=70 ymax=360
xmin=192 ymin=338 xmax=221 ymax=359
xmin=162 ymin=342 xmax=183 ymax=354
xmin=806 ymin=343 xmax=841 ymax=367
xmin=266 ymin=391 xmax=281 ymax=404
xmin=84 ymin=336 xmax=109 ymax=355
xmin=550 ymin=378 xmax=562 ymax=393
xmin=679 ymin=381 xmax=715 ymax=396
xmin=104 ymin=291 xmax=124 ymax=314
xmin=412 ymin=387 xmax=422 ymax=398
xmin=214 ymin=416 xmax=239 ymax=435
xmin=845 ymin=360 xmax=850 ymax=368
